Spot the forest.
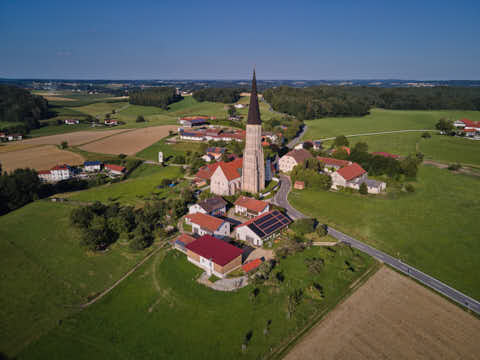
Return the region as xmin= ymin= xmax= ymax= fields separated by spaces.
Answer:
xmin=0 ymin=85 xmax=49 ymax=131
xmin=129 ymin=86 xmax=182 ymax=109
xmin=263 ymin=86 xmax=480 ymax=120
xmin=193 ymin=87 xmax=242 ymax=103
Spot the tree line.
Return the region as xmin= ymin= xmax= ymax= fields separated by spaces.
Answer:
xmin=263 ymin=85 xmax=480 ymax=120
xmin=129 ymin=87 xmax=182 ymax=109
xmin=0 ymin=85 xmax=49 ymax=132
xmin=193 ymin=87 xmax=242 ymax=103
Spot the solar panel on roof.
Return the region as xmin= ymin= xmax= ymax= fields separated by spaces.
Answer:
xmin=248 ymin=223 xmax=265 ymax=238
xmin=258 ymin=218 xmax=277 ymax=230
xmin=280 ymin=218 xmax=291 ymax=224
xmin=264 ymin=222 xmax=284 ymax=234
xmin=256 ymin=214 xmax=273 ymax=224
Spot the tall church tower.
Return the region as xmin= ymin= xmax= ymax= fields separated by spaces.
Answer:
xmin=241 ymin=69 xmax=265 ymax=193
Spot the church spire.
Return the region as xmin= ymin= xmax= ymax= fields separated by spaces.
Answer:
xmin=247 ymin=68 xmax=261 ymax=125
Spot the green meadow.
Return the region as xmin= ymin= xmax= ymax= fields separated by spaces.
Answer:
xmin=69 ymin=165 xmax=184 ymax=204
xmin=19 ymin=245 xmax=375 ymax=360
xmin=304 ymin=108 xmax=480 ymax=140
xmin=289 ymin=165 xmax=480 ymax=300
xmin=0 ymin=201 xmax=149 ymax=356
xmin=136 ymin=138 xmax=203 ymax=161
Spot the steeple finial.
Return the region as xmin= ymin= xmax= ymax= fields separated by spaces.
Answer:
xmin=247 ymin=68 xmax=261 ymax=125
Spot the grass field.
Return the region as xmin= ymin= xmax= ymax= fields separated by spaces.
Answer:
xmin=19 ymin=245 xmax=375 ymax=360
xmin=304 ymin=108 xmax=480 ymax=140
xmin=69 ymin=165 xmax=183 ymax=204
xmin=136 ymin=138 xmax=203 ymax=161
xmin=289 ymin=165 xmax=480 ymax=300
xmin=0 ymin=201 xmax=148 ymax=356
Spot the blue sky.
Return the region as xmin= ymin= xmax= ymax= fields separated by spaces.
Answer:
xmin=1 ymin=0 xmax=479 ymax=79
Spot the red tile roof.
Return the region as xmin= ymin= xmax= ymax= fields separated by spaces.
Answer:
xmin=185 ymin=212 xmax=225 ymax=232
xmin=285 ymin=149 xmax=313 ymax=164
xmin=459 ymin=118 xmax=480 ymax=128
xmin=242 ymin=258 xmax=263 ymax=273
xmin=336 ymin=163 xmax=366 ymax=181
xmin=186 ymin=235 xmax=243 ymax=266
xmin=215 ymin=158 xmax=243 ymax=181
xmin=463 ymin=128 xmax=476 ymax=132
xmin=51 ymin=164 xmax=70 ymax=171
xmin=176 ymin=233 xmax=196 ymax=246
xmin=235 ymin=196 xmax=268 ymax=213
xmin=105 ymin=164 xmax=126 ymax=172
xmin=38 ymin=170 xmax=51 ymax=175
xmin=372 ymin=152 xmax=400 ymax=159
xmin=317 ymin=156 xmax=351 ymax=167
xmin=196 ymin=162 xmax=220 ymax=180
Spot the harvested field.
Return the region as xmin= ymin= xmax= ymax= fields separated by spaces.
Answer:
xmin=79 ymin=125 xmax=177 ymax=155
xmin=285 ymin=266 xmax=480 ymax=360
xmin=42 ymin=96 xmax=76 ymax=101
xmin=0 ymin=145 xmax=84 ymax=172
xmin=0 ymin=129 xmax=127 ymax=153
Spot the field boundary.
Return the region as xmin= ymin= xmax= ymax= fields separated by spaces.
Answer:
xmin=317 ymin=129 xmax=439 ymax=141
xmin=266 ymin=261 xmax=382 ymax=360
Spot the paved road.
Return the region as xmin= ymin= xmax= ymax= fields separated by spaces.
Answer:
xmin=273 ymin=175 xmax=480 ymax=315
xmin=318 ymin=129 xmax=439 ymax=141
xmin=287 ymin=125 xmax=308 ymax=149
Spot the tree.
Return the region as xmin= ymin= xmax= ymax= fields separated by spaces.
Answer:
xmin=353 ymin=142 xmax=368 ymax=153
xmin=136 ymin=115 xmax=145 ymax=123
xmin=334 ymin=135 xmax=349 ymax=147
xmin=405 ymin=184 xmax=415 ymax=193
xmin=421 ymin=132 xmax=431 ymax=139
xmin=105 ymin=113 xmax=111 ymax=120
xmin=227 ymin=105 xmax=236 ymax=117
xmin=359 ymin=182 xmax=368 ymax=194
xmin=60 ymin=141 xmax=68 ymax=149
xmin=435 ymin=118 xmax=454 ymax=133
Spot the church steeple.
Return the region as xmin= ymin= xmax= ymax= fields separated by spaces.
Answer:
xmin=247 ymin=69 xmax=261 ymax=125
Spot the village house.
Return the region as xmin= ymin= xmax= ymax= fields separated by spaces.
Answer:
xmin=206 ymin=147 xmax=226 ymax=160
xmin=64 ymin=119 xmax=79 ymax=125
xmin=185 ymin=235 xmax=243 ymax=278
xmin=105 ymin=164 xmax=126 ymax=175
xmin=317 ymin=156 xmax=352 ymax=173
xmin=37 ymin=170 xmax=53 ymax=182
xmin=235 ymin=209 xmax=291 ymax=247
xmin=7 ymin=134 xmax=23 ymax=141
xmin=279 ymin=149 xmax=313 ymax=173
xmin=83 ymin=161 xmax=102 ymax=172
xmin=185 ymin=212 xmax=231 ymax=238
xmin=50 ymin=164 xmax=73 ymax=181
xmin=173 ymin=233 xmax=197 ymax=253
xmin=104 ymin=120 xmax=119 ymax=126
xmin=330 ymin=162 xmax=386 ymax=194
xmin=188 ymin=196 xmax=227 ymax=216
xmin=262 ymin=132 xmax=278 ymax=143
xmin=210 ymin=158 xmax=243 ymax=196
xmin=234 ymin=196 xmax=270 ymax=218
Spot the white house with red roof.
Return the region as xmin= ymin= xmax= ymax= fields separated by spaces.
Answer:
xmin=234 ymin=196 xmax=269 ymax=218
xmin=331 ymin=162 xmax=386 ymax=194
xmin=316 ymin=156 xmax=352 ymax=173
xmin=454 ymin=118 xmax=480 ymax=137
xmin=37 ymin=170 xmax=53 ymax=182
xmin=210 ymin=158 xmax=243 ymax=196
xmin=105 ymin=164 xmax=126 ymax=175
xmin=185 ymin=212 xmax=230 ymax=238
xmin=185 ymin=235 xmax=243 ymax=277
xmin=50 ymin=164 xmax=73 ymax=181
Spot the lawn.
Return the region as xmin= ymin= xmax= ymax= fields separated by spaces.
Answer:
xmin=289 ymin=165 xmax=480 ymax=300
xmin=304 ymin=108 xmax=480 ymax=140
xmin=136 ymin=138 xmax=203 ymax=161
xmin=0 ymin=201 xmax=148 ymax=357
xmin=19 ymin=245 xmax=375 ymax=360
xmin=69 ymin=166 xmax=184 ymax=204
xmin=74 ymin=101 xmax=129 ymax=119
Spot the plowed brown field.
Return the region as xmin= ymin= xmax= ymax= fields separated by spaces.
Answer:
xmin=0 ymin=145 xmax=85 ymax=172
xmin=285 ymin=266 xmax=480 ymax=360
xmin=79 ymin=125 xmax=176 ymax=155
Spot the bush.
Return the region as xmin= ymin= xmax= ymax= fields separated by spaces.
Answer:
xmin=421 ymin=132 xmax=432 ymax=139
xmin=316 ymin=224 xmax=328 ymax=237
xmin=447 ymin=163 xmax=462 ymax=171
xmin=60 ymin=141 xmax=68 ymax=149
xmin=359 ymin=182 xmax=368 ymax=195
xmin=290 ymin=218 xmax=316 ymax=236
xmin=405 ymin=183 xmax=415 ymax=193
xmin=136 ymin=115 xmax=145 ymax=123
xmin=118 ymin=153 xmax=127 ymax=159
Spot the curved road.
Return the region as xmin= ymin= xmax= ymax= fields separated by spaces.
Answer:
xmin=272 ymin=174 xmax=480 ymax=315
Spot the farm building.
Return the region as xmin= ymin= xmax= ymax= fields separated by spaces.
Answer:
xmin=7 ymin=134 xmax=23 ymax=141
xmin=188 ymin=196 xmax=227 ymax=216
xmin=279 ymin=149 xmax=313 ymax=173
xmin=234 ymin=196 xmax=269 ymax=218
xmin=185 ymin=212 xmax=230 ymax=238
xmin=235 ymin=210 xmax=291 ymax=246
xmin=83 ymin=161 xmax=102 ymax=172
xmin=37 ymin=170 xmax=53 ymax=182
xmin=105 ymin=164 xmax=126 ymax=175
xmin=210 ymin=158 xmax=243 ymax=196
xmin=185 ymin=235 xmax=243 ymax=278
xmin=64 ymin=119 xmax=79 ymax=125
xmin=178 ymin=117 xmax=210 ymax=127
xmin=317 ymin=156 xmax=352 ymax=172
xmin=331 ymin=162 xmax=386 ymax=194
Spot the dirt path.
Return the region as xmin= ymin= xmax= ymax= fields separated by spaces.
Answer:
xmin=423 ymin=160 xmax=480 ymax=177
xmin=318 ymin=129 xmax=438 ymax=141
xmin=284 ymin=266 xmax=480 ymax=360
